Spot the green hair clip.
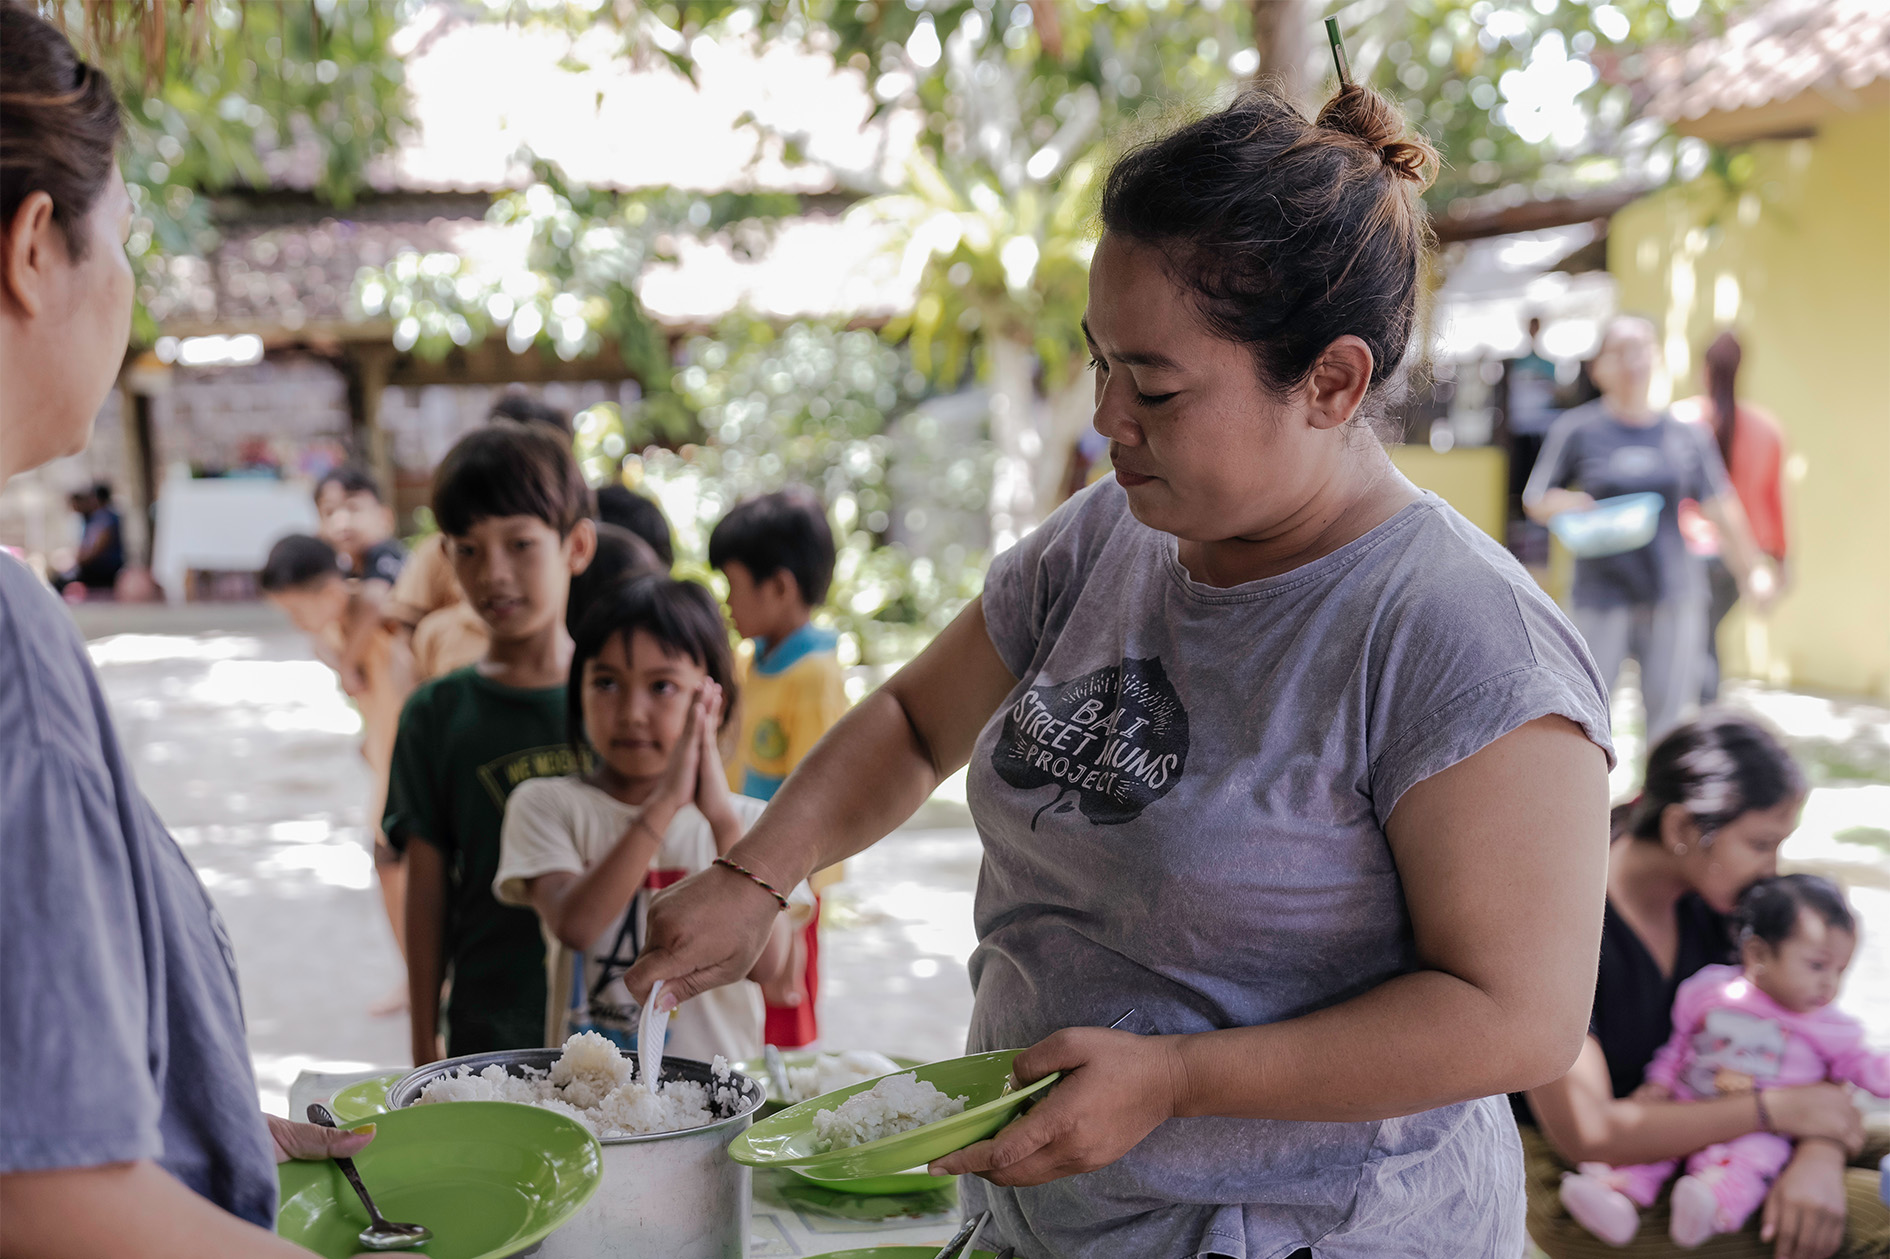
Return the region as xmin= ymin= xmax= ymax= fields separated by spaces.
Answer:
xmin=1325 ymin=16 xmax=1353 ymax=88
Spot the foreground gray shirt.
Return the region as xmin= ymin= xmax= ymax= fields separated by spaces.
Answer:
xmin=0 ymin=554 xmax=275 ymax=1223
xmin=964 ymin=478 xmax=1612 ymax=1259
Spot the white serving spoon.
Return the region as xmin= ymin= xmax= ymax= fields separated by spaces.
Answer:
xmin=638 ymin=978 xmax=668 ymax=1095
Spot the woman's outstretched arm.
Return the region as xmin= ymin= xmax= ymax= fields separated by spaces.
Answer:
xmin=624 ymin=597 xmax=1017 ymax=1007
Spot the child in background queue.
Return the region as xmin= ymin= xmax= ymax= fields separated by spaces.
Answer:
xmin=313 ymin=466 xmax=407 ymax=698
xmin=565 ymin=522 xmax=663 ymax=635
xmin=382 ymin=422 xmax=597 ymax=1065
xmin=708 ymin=489 xmax=848 ymax=1048
xmin=260 ymin=533 xmax=409 ymax=1010
xmin=596 ymin=483 xmax=675 ymax=569
xmin=495 ymin=578 xmax=806 ymax=1060
xmin=382 ymin=397 xmax=574 ymax=685
xmin=1560 ymin=875 xmax=1890 ymax=1248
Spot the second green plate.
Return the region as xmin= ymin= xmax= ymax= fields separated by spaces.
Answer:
xmin=727 ymin=1049 xmax=1058 ymax=1179
xmin=788 ymin=1164 xmax=942 ymax=1195
xmin=327 ymin=1070 xmax=402 ymax=1124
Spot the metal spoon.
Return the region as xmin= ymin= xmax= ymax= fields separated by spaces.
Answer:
xmin=763 ymin=1043 xmax=794 ymax=1105
xmin=930 ymin=1207 xmax=990 ymax=1259
xmin=305 ymin=1103 xmax=433 ymax=1252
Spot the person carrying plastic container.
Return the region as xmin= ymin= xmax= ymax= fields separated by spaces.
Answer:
xmin=1523 ymin=316 xmax=1777 ymax=742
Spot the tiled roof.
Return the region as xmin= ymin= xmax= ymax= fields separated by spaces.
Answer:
xmin=147 ymin=7 xmax=923 ymax=340
xmin=141 ymin=210 xmax=915 ymax=336
xmin=1639 ymin=0 xmax=1890 ymax=130
xmin=141 ymin=216 xmax=490 ymax=333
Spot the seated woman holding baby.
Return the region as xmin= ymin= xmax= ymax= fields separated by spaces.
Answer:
xmin=1516 ymin=712 xmax=1890 ymax=1259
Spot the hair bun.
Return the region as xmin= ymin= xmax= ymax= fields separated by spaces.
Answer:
xmin=1315 ymin=84 xmax=1438 ymax=189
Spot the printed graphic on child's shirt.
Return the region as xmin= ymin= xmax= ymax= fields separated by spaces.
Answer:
xmin=571 ymin=866 xmax=689 ymax=1050
xmin=1683 ymin=1007 xmax=1786 ymax=1096
xmin=476 ymin=745 xmax=582 ymax=810
xmin=751 ymin=717 xmax=789 ymax=763
xmin=991 ymin=656 xmax=1190 ymax=828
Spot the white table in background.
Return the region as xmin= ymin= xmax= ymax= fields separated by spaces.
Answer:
xmin=150 ymin=473 xmax=319 ymax=603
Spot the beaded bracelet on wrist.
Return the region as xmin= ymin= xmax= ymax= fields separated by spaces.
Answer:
xmin=712 ymin=856 xmax=789 ymax=911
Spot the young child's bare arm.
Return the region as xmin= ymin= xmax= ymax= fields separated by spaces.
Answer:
xmin=526 ymin=817 xmax=665 ymax=954
xmin=337 ymin=580 xmax=391 ymax=697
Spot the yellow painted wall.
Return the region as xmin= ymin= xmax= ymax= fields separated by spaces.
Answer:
xmin=1389 ymin=444 xmax=1508 ymax=540
xmin=1609 ymin=104 xmax=1890 ymax=701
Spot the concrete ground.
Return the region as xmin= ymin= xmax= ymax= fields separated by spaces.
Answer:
xmin=79 ymin=607 xmax=1890 ymax=1128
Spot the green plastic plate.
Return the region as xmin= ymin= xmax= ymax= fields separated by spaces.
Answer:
xmin=788 ymin=1164 xmax=941 ymax=1195
xmin=328 ymin=1071 xmax=402 ymax=1124
xmin=731 ymin=1052 xmax=921 ymax=1117
xmin=276 ymin=1101 xmax=602 ymax=1259
xmin=727 ymin=1049 xmax=1059 ymax=1178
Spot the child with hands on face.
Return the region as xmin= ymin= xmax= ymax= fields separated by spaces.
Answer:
xmin=1560 ymin=874 xmax=1890 ymax=1249
xmin=495 ymin=577 xmax=806 ymax=1062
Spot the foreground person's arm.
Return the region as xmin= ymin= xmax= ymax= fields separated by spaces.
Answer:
xmin=1 ymin=1162 xmax=321 ymax=1258
xmin=625 ymin=598 xmax=1017 ymax=1006
xmin=3 ymin=1117 xmax=376 ymax=1259
xmin=936 ymin=716 xmax=1614 ymax=1185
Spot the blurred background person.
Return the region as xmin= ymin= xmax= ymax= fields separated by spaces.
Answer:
xmin=49 ymin=481 xmax=122 ymax=597
xmin=313 ymin=465 xmax=407 ymax=699
xmin=314 ymin=465 xmax=403 ymax=587
xmin=259 ymin=533 xmax=410 ymax=1015
xmin=596 ymin=483 xmax=675 ymax=570
xmin=1524 ymin=316 xmax=1776 ymax=743
xmin=1674 ymin=331 xmax=1790 ymax=704
xmin=564 ymin=521 xmax=663 ymax=635
xmin=709 ymin=488 xmax=848 ymax=1049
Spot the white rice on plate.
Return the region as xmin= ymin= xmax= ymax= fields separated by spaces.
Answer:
xmin=416 ymin=1031 xmax=744 ymax=1139
xmin=811 ymin=1071 xmax=968 ymax=1151
xmin=781 ymin=1050 xmax=902 ymax=1103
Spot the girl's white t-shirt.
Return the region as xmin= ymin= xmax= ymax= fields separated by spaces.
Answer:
xmin=494 ymin=777 xmax=809 ymax=1063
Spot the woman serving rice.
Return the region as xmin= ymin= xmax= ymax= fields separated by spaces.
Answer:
xmin=629 ymin=80 xmax=1615 ymax=1258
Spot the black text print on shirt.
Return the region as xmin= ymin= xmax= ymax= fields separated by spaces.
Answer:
xmin=992 ymin=657 xmax=1190 ymax=828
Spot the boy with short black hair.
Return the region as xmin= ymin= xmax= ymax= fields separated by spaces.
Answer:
xmin=384 ymin=422 xmax=597 ymax=1063
xmin=261 ymin=533 xmax=410 ymax=1005
xmin=314 ymin=465 xmax=405 ymax=586
xmin=382 ymin=398 xmax=573 ymax=682
xmin=708 ymin=488 xmax=848 ymax=1047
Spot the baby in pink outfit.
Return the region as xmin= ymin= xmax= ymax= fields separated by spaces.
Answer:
xmin=1560 ymin=874 xmax=1890 ymax=1248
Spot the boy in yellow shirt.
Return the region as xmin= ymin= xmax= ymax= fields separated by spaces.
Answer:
xmin=710 ymin=489 xmax=848 ymax=1047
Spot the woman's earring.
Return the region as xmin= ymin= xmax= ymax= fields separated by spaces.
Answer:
xmin=1672 ymin=843 xmax=1688 ymax=856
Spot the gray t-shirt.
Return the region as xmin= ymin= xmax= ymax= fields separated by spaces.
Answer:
xmin=0 ymin=554 xmax=276 ymax=1224
xmin=965 ymin=479 xmax=1612 ymax=1259
xmin=1524 ymin=400 xmax=1730 ymax=610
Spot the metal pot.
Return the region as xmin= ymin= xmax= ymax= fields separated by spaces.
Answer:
xmin=390 ymin=1049 xmax=764 ymax=1259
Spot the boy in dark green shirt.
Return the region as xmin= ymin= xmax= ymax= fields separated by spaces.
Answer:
xmin=383 ymin=422 xmax=596 ymax=1062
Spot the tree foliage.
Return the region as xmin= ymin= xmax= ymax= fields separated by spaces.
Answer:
xmin=587 ymin=318 xmax=989 ymax=665
xmin=41 ymin=0 xmax=412 ymax=341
